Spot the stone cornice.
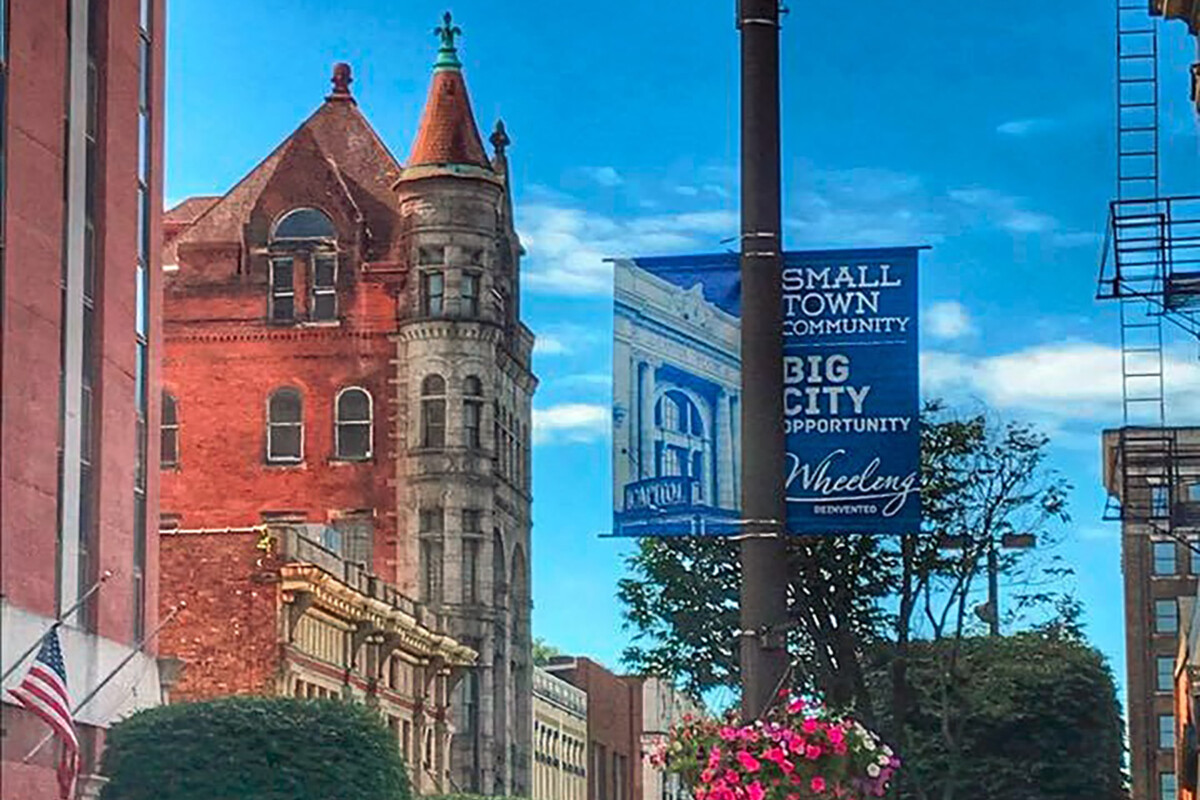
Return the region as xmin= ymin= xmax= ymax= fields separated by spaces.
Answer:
xmin=392 ymin=318 xmax=504 ymax=344
xmin=280 ymin=564 xmax=475 ymax=667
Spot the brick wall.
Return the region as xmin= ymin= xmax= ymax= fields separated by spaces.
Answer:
xmin=158 ymin=529 xmax=281 ymax=700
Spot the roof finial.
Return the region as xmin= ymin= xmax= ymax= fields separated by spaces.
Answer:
xmin=328 ymin=62 xmax=354 ymax=101
xmin=490 ymin=119 xmax=510 ymax=155
xmin=433 ymin=11 xmax=462 ymax=70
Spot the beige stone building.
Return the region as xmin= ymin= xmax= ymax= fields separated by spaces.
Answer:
xmin=533 ymin=666 xmax=589 ymax=800
xmin=641 ymin=678 xmax=703 ymax=800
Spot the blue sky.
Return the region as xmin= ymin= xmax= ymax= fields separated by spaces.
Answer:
xmin=166 ymin=1 xmax=1200 ymax=701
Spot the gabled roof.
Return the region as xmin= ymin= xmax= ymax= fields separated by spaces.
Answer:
xmin=166 ymin=80 xmax=402 ymax=262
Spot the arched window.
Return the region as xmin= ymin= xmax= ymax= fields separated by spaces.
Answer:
xmin=654 ymin=390 xmax=708 ymax=500
xmin=267 ymin=388 xmax=303 ymax=463
xmin=463 ymin=376 xmax=483 ymax=449
xmin=269 ymin=208 xmax=338 ymax=322
xmin=421 ymin=374 xmax=446 ymax=448
xmin=335 ymin=388 xmax=372 ymax=460
xmin=272 ymin=208 xmax=336 ymax=240
xmin=160 ymin=392 xmax=179 ymax=468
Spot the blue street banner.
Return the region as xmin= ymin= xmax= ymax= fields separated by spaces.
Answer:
xmin=611 ymin=247 xmax=921 ymax=538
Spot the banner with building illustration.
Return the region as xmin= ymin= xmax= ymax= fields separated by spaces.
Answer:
xmin=611 ymin=247 xmax=921 ymax=537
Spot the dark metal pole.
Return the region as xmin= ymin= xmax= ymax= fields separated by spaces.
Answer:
xmin=986 ymin=539 xmax=1000 ymax=637
xmin=738 ymin=0 xmax=790 ymax=722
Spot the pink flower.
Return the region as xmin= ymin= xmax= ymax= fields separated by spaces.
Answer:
xmin=787 ymin=699 xmax=806 ymax=714
xmin=833 ymin=741 xmax=847 ymax=755
xmin=811 ymin=775 xmax=827 ymax=793
xmin=747 ymin=781 xmax=765 ymax=800
xmin=802 ymin=718 xmax=819 ymax=734
xmin=725 ymin=769 xmax=742 ymax=784
xmin=763 ymin=747 xmax=786 ymax=764
xmin=805 ymin=744 xmax=822 ymax=760
xmin=720 ymin=727 xmax=739 ymax=742
xmin=780 ymin=759 xmax=795 ymax=775
xmin=708 ymin=746 xmax=723 ymax=767
xmin=827 ymin=727 xmax=844 ymax=745
xmin=737 ymin=751 xmax=761 ymax=773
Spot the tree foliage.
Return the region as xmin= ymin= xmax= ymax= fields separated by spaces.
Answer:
xmin=874 ymin=631 xmax=1126 ymax=800
xmin=617 ymin=402 xmax=1106 ymax=798
xmin=533 ymin=637 xmax=563 ymax=666
xmin=100 ymin=696 xmax=411 ymax=800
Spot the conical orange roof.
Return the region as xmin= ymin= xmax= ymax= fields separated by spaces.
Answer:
xmin=407 ymin=13 xmax=491 ymax=170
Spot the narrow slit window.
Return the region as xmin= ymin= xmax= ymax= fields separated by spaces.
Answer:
xmin=422 ymin=271 xmax=445 ymax=317
xmin=161 ymin=392 xmax=178 ymax=467
xmin=421 ymin=374 xmax=446 ymax=448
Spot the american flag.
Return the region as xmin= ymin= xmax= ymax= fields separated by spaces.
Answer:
xmin=8 ymin=628 xmax=79 ymax=799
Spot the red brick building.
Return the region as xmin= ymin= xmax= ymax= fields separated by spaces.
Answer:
xmin=545 ymin=658 xmax=645 ymax=800
xmin=158 ymin=525 xmax=474 ymax=794
xmin=0 ymin=1 xmax=167 ymax=797
xmin=159 ymin=18 xmax=535 ymax=795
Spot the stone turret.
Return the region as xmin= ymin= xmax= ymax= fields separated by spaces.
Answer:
xmin=393 ymin=14 xmax=535 ymax=796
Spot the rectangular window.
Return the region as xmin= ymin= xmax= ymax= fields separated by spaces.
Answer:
xmin=1154 ymin=541 xmax=1177 ymax=576
xmin=462 ymin=272 xmax=480 ymax=317
xmin=421 ymin=271 xmax=444 ymax=316
xmin=1190 ymin=483 xmax=1200 ymax=503
xmin=464 ymin=399 xmax=482 ymax=448
xmin=1157 ymin=599 xmax=1179 ymax=634
xmin=1159 ymin=655 xmax=1176 ymax=692
xmin=462 ymin=538 xmax=479 ymax=604
xmin=421 ymin=397 xmax=446 ymax=448
xmin=462 ymin=509 xmax=482 ymax=534
xmin=1162 ymin=771 xmax=1177 ymax=800
xmin=270 ymin=258 xmax=295 ymax=321
xmin=1161 ymin=714 xmax=1176 ymax=749
xmin=420 ymin=539 xmax=443 ymax=605
xmin=311 ymin=255 xmax=337 ymax=320
xmin=1153 ymin=485 xmax=1171 ymax=519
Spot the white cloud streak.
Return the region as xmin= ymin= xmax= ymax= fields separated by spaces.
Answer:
xmin=532 ymin=403 xmax=610 ymax=445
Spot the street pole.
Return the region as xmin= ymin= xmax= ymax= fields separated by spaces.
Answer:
xmin=738 ymin=0 xmax=790 ymax=722
xmin=986 ymin=538 xmax=1000 ymax=637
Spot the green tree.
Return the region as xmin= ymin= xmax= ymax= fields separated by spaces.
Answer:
xmin=533 ymin=637 xmax=563 ymax=666
xmin=876 ymin=631 xmax=1126 ymax=800
xmin=100 ymin=696 xmax=411 ymax=800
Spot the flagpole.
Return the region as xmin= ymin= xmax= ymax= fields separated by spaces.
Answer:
xmin=1 ymin=570 xmax=114 ymax=685
xmin=21 ymin=601 xmax=186 ymax=765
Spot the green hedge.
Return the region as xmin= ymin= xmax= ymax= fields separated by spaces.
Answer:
xmin=100 ymin=696 xmax=411 ymax=800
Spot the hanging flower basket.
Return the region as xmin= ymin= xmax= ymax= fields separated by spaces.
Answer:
xmin=648 ymin=698 xmax=900 ymax=800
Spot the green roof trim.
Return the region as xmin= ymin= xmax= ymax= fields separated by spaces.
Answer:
xmin=433 ymin=11 xmax=462 ymax=70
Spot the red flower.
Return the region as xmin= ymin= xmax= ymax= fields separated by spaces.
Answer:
xmin=811 ymin=775 xmax=827 ymax=793
xmin=805 ymin=744 xmax=822 ymax=760
xmin=747 ymin=781 xmax=766 ymax=800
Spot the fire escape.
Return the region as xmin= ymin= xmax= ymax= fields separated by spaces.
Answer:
xmin=1098 ymin=1 xmax=1200 ymax=532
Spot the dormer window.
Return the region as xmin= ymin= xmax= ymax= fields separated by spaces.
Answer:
xmin=268 ymin=208 xmax=338 ymax=323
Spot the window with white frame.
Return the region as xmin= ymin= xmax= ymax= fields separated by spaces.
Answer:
xmin=311 ymin=255 xmax=337 ymax=321
xmin=335 ymin=387 xmax=372 ymax=460
xmin=161 ymin=392 xmax=178 ymax=468
xmin=267 ymin=388 xmax=303 ymax=463
xmin=270 ymin=258 xmax=295 ymax=321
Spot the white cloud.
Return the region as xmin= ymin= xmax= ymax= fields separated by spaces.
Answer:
xmin=922 ymin=341 xmax=1200 ymax=427
xmin=518 ymin=204 xmax=733 ymax=295
xmin=947 ymin=186 xmax=1092 ymax=240
xmin=925 ymin=301 xmax=974 ymax=340
xmin=581 ymin=166 xmax=624 ymax=187
xmin=533 ymin=335 xmax=570 ymax=356
xmin=558 ymin=373 xmax=613 ymax=389
xmin=996 ymin=118 xmax=1056 ymax=137
xmin=532 ymin=403 xmax=610 ymax=445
